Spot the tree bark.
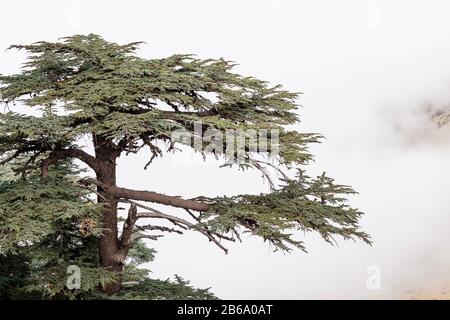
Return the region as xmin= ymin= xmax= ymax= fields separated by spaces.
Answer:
xmin=94 ymin=135 xmax=122 ymax=295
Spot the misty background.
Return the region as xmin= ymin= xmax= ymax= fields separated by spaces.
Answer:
xmin=2 ymin=0 xmax=450 ymax=299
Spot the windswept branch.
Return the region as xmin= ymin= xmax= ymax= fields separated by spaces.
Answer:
xmin=133 ymin=234 xmax=164 ymax=241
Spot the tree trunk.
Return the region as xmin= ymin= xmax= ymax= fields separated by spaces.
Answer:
xmin=94 ymin=135 xmax=122 ymax=295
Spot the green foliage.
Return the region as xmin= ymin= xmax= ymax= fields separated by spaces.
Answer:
xmin=116 ymin=276 xmax=218 ymax=300
xmin=206 ymin=170 xmax=371 ymax=252
xmin=0 ymin=173 xmax=102 ymax=255
xmin=0 ymin=34 xmax=317 ymax=169
xmin=0 ymin=161 xmax=111 ymax=298
xmin=22 ymin=261 xmax=117 ymax=300
xmin=126 ymin=239 xmax=157 ymax=266
xmin=0 ymin=162 xmax=214 ymax=299
xmin=0 ymin=253 xmax=30 ymax=299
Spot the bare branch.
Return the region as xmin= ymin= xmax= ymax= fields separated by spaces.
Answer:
xmin=141 ymin=136 xmax=162 ymax=169
xmin=135 ymin=224 xmax=183 ymax=235
xmin=41 ymin=148 xmax=101 ymax=178
xmin=133 ymin=234 xmax=164 ymax=241
xmin=121 ymin=199 xmax=229 ymax=254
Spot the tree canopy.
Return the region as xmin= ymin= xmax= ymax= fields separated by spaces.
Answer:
xmin=0 ymin=34 xmax=370 ymax=298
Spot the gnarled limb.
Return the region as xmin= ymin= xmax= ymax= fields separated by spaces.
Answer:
xmin=41 ymin=148 xmax=102 ymax=178
xmin=82 ymin=178 xmax=210 ymax=212
xmin=119 ymin=203 xmax=138 ymax=249
xmin=114 ymin=186 xmax=210 ymax=211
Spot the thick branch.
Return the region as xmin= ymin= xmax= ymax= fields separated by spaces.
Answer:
xmin=41 ymin=148 xmax=101 ymax=178
xmin=83 ymin=178 xmax=210 ymax=211
xmin=113 ymin=186 xmax=210 ymax=211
